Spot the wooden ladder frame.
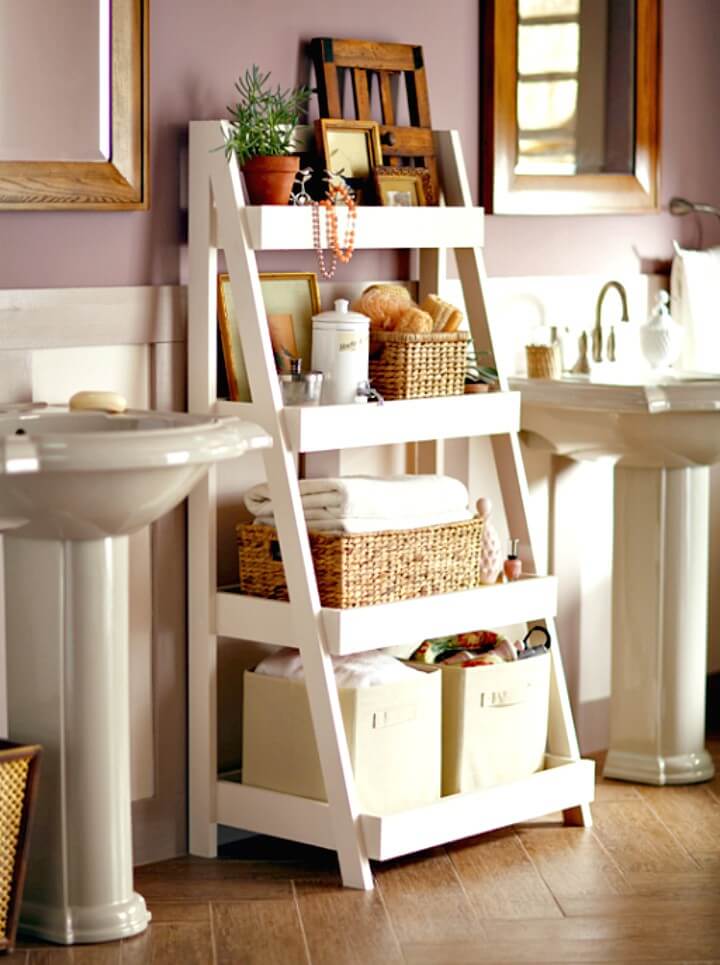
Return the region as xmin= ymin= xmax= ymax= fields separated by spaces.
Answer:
xmin=188 ymin=120 xmax=592 ymax=891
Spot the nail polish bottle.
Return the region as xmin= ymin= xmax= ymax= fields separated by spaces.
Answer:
xmin=504 ymin=538 xmax=522 ymax=581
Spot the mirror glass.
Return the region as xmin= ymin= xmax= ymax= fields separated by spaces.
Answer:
xmin=516 ymin=0 xmax=635 ymax=177
xmin=0 ymin=0 xmax=111 ymax=162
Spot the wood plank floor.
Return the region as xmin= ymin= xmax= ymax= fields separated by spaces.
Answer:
xmin=13 ymin=736 xmax=720 ymax=964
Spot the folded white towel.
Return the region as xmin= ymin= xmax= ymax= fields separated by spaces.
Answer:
xmin=254 ymin=647 xmax=421 ymax=688
xmin=671 ymin=244 xmax=720 ymax=372
xmin=253 ymin=508 xmax=473 ymax=534
xmin=245 ymin=474 xmax=470 ymax=521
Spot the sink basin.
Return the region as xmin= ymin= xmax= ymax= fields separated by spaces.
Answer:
xmin=0 ymin=406 xmax=269 ymax=539
xmin=0 ymin=405 xmax=271 ymax=945
xmin=509 ymin=372 xmax=720 ymax=788
xmin=510 ymin=373 xmax=720 ymax=468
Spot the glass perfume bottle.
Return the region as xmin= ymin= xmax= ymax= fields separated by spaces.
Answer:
xmin=504 ymin=538 xmax=522 ymax=581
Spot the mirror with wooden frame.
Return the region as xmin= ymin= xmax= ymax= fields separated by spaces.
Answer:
xmin=0 ymin=0 xmax=148 ymax=210
xmin=481 ymin=0 xmax=660 ymax=214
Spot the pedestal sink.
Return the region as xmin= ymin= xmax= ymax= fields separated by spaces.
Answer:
xmin=0 ymin=406 xmax=270 ymax=944
xmin=510 ymin=372 xmax=720 ymax=786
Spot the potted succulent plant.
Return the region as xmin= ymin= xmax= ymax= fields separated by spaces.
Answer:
xmin=224 ymin=65 xmax=311 ymax=205
xmin=465 ymin=345 xmax=498 ymax=393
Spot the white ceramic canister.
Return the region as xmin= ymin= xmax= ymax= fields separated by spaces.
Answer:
xmin=311 ymin=299 xmax=370 ymax=405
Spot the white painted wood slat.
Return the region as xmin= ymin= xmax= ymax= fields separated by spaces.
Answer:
xmin=216 ymin=576 xmax=558 ymax=654
xmin=216 ymin=393 xmax=521 ymax=452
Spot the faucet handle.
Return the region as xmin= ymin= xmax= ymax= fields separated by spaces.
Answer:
xmin=606 ymin=326 xmax=616 ymax=363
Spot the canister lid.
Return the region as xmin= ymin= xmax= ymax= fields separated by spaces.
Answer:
xmin=312 ymin=298 xmax=369 ymax=327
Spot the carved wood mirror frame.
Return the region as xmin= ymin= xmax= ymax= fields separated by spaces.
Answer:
xmin=0 ymin=0 xmax=148 ymax=210
xmin=481 ymin=0 xmax=660 ymax=215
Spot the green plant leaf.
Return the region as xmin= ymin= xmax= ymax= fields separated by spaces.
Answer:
xmin=224 ymin=65 xmax=311 ymax=167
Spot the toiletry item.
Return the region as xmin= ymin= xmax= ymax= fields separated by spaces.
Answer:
xmin=525 ymin=344 xmax=561 ymax=379
xmin=504 ymin=538 xmax=522 ymax=582
xmin=640 ymin=290 xmax=683 ymax=369
xmin=311 ymin=299 xmax=370 ymax=405
xmin=476 ymin=497 xmax=503 ymax=584
xmin=69 ymin=390 xmax=127 ymax=413
xmin=355 ymin=380 xmax=384 ymax=404
xmin=278 ymin=358 xmax=323 ymax=406
xmin=570 ymin=331 xmax=591 ymax=375
xmin=516 ymin=626 xmax=551 ymax=659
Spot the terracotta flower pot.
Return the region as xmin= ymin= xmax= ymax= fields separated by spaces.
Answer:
xmin=242 ymin=155 xmax=300 ymax=205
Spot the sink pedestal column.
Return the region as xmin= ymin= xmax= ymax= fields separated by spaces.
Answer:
xmin=604 ymin=465 xmax=715 ymax=785
xmin=3 ymin=535 xmax=150 ymax=944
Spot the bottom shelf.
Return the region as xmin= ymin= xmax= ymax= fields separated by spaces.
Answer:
xmin=217 ymin=755 xmax=595 ymax=862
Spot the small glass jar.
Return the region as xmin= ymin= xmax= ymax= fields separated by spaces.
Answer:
xmin=278 ymin=359 xmax=323 ymax=406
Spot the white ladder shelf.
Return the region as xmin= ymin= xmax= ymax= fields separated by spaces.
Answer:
xmin=188 ymin=120 xmax=594 ymax=890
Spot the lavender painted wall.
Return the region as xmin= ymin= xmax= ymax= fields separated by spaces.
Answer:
xmin=0 ymin=0 xmax=718 ymax=289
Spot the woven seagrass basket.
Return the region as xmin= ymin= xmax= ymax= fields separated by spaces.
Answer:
xmin=369 ymin=331 xmax=469 ymax=400
xmin=237 ymin=517 xmax=484 ymax=609
xmin=0 ymin=741 xmax=41 ymax=954
xmin=525 ymin=343 xmax=561 ymax=379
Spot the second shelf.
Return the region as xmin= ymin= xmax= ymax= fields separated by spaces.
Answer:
xmin=216 ymin=575 xmax=558 ymax=653
xmin=216 ymin=391 xmax=520 ymax=453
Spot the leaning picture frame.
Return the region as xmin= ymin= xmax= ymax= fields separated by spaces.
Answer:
xmin=316 ymin=119 xmax=383 ymax=199
xmin=217 ymin=272 xmax=321 ymax=401
xmin=373 ymin=166 xmax=435 ymax=207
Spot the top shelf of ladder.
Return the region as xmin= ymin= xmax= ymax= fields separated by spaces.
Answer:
xmin=218 ymin=204 xmax=485 ymax=252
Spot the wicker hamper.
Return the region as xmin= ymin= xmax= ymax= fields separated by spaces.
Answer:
xmin=237 ymin=517 xmax=485 ymax=608
xmin=369 ymin=330 xmax=469 ymax=400
xmin=0 ymin=741 xmax=41 ymax=954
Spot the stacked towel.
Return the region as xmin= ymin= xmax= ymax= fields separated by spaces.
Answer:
xmin=244 ymin=474 xmax=473 ymax=534
xmin=254 ymin=648 xmax=421 ymax=688
xmin=670 ymin=244 xmax=720 ymax=372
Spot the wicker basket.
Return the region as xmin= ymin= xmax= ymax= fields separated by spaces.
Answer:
xmin=0 ymin=741 xmax=41 ymax=954
xmin=369 ymin=331 xmax=469 ymax=400
xmin=237 ymin=517 xmax=485 ymax=609
xmin=525 ymin=343 xmax=562 ymax=379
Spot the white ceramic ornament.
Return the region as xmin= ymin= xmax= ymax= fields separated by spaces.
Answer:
xmin=476 ymin=497 xmax=502 ymax=585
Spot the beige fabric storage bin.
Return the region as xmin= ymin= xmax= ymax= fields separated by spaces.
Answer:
xmin=440 ymin=653 xmax=551 ymax=795
xmin=242 ymin=667 xmax=441 ymax=815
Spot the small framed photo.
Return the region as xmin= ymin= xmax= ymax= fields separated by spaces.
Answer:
xmin=316 ymin=118 xmax=382 ymax=184
xmin=373 ymin=166 xmax=435 ymax=207
xmin=217 ymin=272 xmax=321 ymax=401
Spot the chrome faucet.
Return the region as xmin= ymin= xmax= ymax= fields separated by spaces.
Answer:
xmin=592 ymin=280 xmax=629 ymax=363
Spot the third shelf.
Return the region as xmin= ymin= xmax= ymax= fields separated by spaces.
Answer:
xmin=216 ymin=575 xmax=558 ymax=653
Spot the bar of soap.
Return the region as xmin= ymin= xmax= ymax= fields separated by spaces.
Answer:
xmin=68 ymin=391 xmax=128 ymax=414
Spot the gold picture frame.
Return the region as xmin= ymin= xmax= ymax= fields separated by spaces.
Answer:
xmin=316 ymin=119 xmax=383 ymax=182
xmin=217 ymin=272 xmax=321 ymax=402
xmin=373 ymin=166 xmax=435 ymax=207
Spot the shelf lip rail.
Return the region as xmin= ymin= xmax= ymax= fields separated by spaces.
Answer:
xmin=216 ymin=575 xmax=559 ymax=654
xmin=216 ymin=756 xmax=595 ymax=863
xmin=215 ymin=392 xmax=521 ymax=452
